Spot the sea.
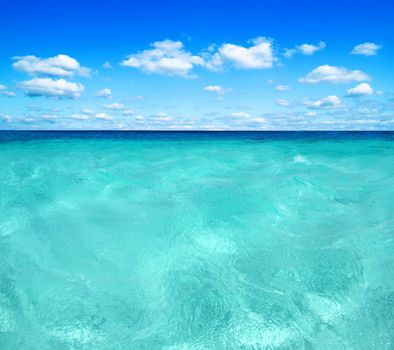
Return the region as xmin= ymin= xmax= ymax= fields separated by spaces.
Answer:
xmin=1 ymin=131 xmax=393 ymax=349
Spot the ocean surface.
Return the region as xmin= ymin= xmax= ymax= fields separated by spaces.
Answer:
xmin=0 ymin=131 xmax=393 ymax=349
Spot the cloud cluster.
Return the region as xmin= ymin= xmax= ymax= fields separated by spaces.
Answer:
xmin=0 ymin=84 xmax=15 ymax=97
xmin=304 ymin=95 xmax=344 ymax=109
xmin=122 ymin=38 xmax=277 ymax=77
xmin=284 ymin=41 xmax=326 ymax=58
xmin=3 ymin=35 xmax=388 ymax=131
xmin=351 ymin=42 xmax=381 ymax=56
xmin=299 ymin=65 xmax=370 ymax=84
xmin=13 ymin=54 xmax=90 ymax=77
xmin=12 ymin=54 xmax=89 ymax=99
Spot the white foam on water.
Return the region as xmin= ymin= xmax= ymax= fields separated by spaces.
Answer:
xmin=293 ymin=155 xmax=311 ymax=165
xmin=194 ymin=234 xmax=236 ymax=255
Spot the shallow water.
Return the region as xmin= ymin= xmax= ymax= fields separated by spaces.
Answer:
xmin=1 ymin=131 xmax=394 ymax=349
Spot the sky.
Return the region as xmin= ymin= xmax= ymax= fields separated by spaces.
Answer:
xmin=1 ymin=0 xmax=393 ymax=130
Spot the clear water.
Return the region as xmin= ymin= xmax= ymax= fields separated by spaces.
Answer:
xmin=1 ymin=131 xmax=393 ymax=349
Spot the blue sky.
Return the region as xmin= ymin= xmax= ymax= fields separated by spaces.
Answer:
xmin=1 ymin=0 xmax=393 ymax=130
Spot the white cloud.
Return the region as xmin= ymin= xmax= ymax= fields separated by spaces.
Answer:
xmin=96 ymin=88 xmax=112 ymax=98
xmin=207 ymin=37 xmax=276 ymax=70
xmin=151 ymin=112 xmax=172 ymax=122
xmin=70 ymin=114 xmax=89 ymax=120
xmin=351 ymin=42 xmax=381 ymax=56
xmin=346 ymin=83 xmax=373 ymax=97
xmin=299 ymin=65 xmax=371 ymax=84
xmin=104 ymin=102 xmax=124 ymax=110
xmin=17 ymin=78 xmax=84 ymax=99
xmin=305 ymin=111 xmax=318 ymax=117
xmin=41 ymin=114 xmax=58 ymax=122
xmin=102 ymin=62 xmax=112 ymax=69
xmin=276 ymin=98 xmax=290 ymax=107
xmin=275 ymin=85 xmax=290 ymax=91
xmin=204 ymin=85 xmax=231 ymax=95
xmin=283 ymin=49 xmax=297 ymax=59
xmin=154 ymin=116 xmax=173 ymax=122
xmin=304 ymin=95 xmax=344 ymax=109
xmin=1 ymin=114 xmax=14 ymax=122
xmin=298 ymin=41 xmax=326 ymax=55
xmin=252 ymin=117 xmax=267 ymax=123
xmin=82 ymin=108 xmax=95 ymax=115
xmin=95 ymin=113 xmax=112 ymax=120
xmin=154 ymin=112 xmax=168 ymax=118
xmin=121 ymin=37 xmax=276 ymax=76
xmin=122 ymin=110 xmax=135 ymax=116
xmin=0 ymin=84 xmax=15 ymax=97
xmin=284 ymin=41 xmax=326 ymax=58
xmin=135 ymin=115 xmax=144 ymax=120
xmin=125 ymin=95 xmax=144 ymax=101
xmin=13 ymin=54 xmax=91 ymax=77
xmin=229 ymin=112 xmax=251 ymax=118
xmin=121 ymin=39 xmax=204 ymax=77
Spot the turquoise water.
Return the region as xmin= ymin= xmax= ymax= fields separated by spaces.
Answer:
xmin=1 ymin=131 xmax=394 ymax=349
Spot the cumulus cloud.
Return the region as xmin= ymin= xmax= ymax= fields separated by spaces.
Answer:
xmin=284 ymin=41 xmax=326 ymax=58
xmin=299 ymin=65 xmax=371 ymax=84
xmin=13 ymin=54 xmax=91 ymax=77
xmin=206 ymin=37 xmax=276 ymax=70
xmin=204 ymin=85 xmax=231 ymax=95
xmin=304 ymin=95 xmax=344 ymax=109
xmin=351 ymin=42 xmax=382 ymax=56
xmin=96 ymin=88 xmax=112 ymax=98
xmin=275 ymin=85 xmax=290 ymax=91
xmin=102 ymin=62 xmax=112 ymax=69
xmin=121 ymin=39 xmax=204 ymax=77
xmin=0 ymin=84 xmax=15 ymax=97
xmin=103 ymin=102 xmax=124 ymax=110
xmin=17 ymin=78 xmax=84 ymax=99
xmin=346 ymin=83 xmax=373 ymax=97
